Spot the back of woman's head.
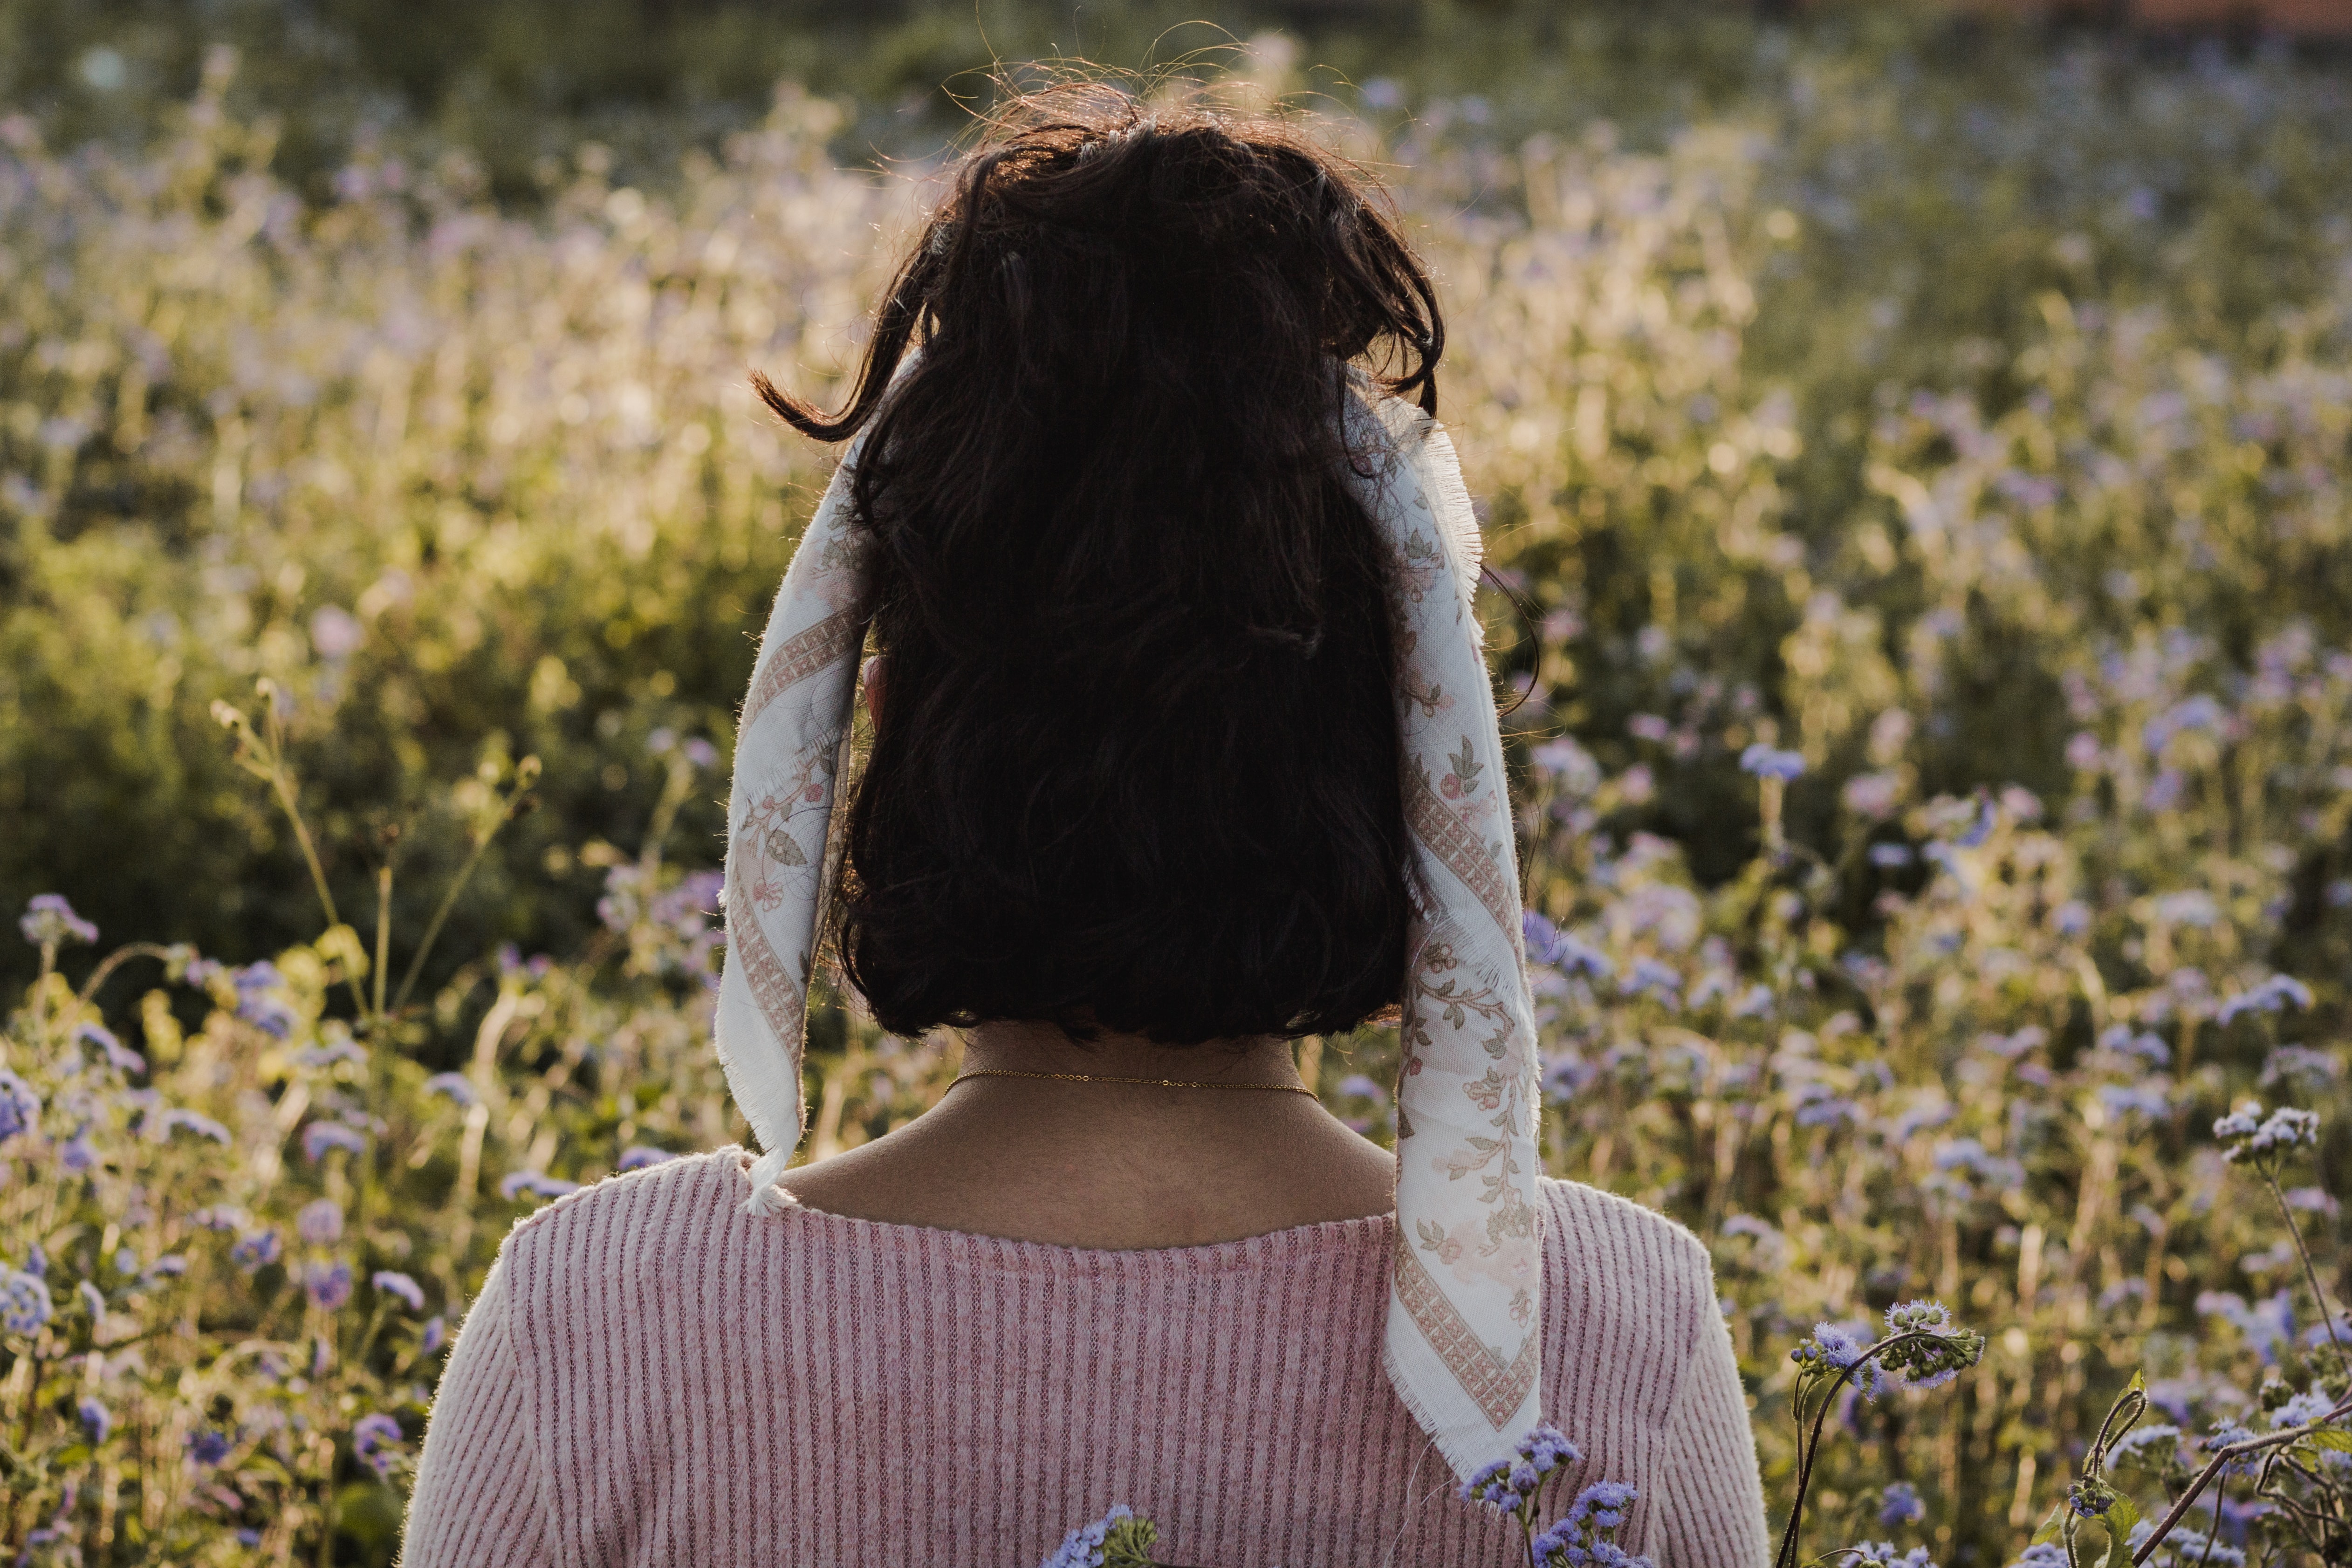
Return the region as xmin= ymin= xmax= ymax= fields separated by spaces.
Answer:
xmin=757 ymin=77 xmax=1447 ymax=1048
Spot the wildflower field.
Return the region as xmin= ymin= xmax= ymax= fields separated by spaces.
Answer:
xmin=5 ymin=6 xmax=2352 ymax=1564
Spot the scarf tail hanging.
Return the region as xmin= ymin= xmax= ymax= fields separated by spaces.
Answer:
xmin=1341 ymin=379 xmax=1545 ymax=1480
xmin=714 ymin=362 xmax=1544 ymax=1481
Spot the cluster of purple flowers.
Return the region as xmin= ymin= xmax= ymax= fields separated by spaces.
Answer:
xmin=1738 ymin=744 xmax=1806 ymax=781
xmin=305 ymin=1260 xmax=353 ymax=1311
xmin=0 ymin=1071 xmax=41 ymax=1142
xmin=301 ymin=1121 xmax=368 ymax=1161
xmin=1529 ymin=1480 xmax=1650 ymax=1568
xmin=353 ymin=1411 xmax=405 ymax=1478
xmin=372 ymin=1270 xmax=426 ymax=1311
xmin=1037 ymin=1504 xmax=1158 ymax=1568
xmin=1844 ymin=1542 xmax=1936 ymax=1568
xmin=1457 ymin=1425 xmax=1656 ymax=1568
xmin=19 ymin=893 xmax=97 ymax=949
xmin=1461 ymin=1424 xmax=1583 ymax=1510
xmin=229 ymin=1230 xmax=281 ymax=1273
xmin=296 ymin=1198 xmax=343 ymax=1246
xmin=0 ymin=1269 xmax=53 ymax=1335
xmin=499 ymin=1170 xmax=581 ymax=1202
xmin=2214 ymin=1102 xmax=2322 ymax=1168
xmin=230 ymin=962 xmax=298 ymax=1039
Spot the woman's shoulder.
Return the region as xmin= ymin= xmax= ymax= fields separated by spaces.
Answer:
xmin=492 ymin=1146 xmax=756 ymax=1293
xmin=1534 ymin=1175 xmax=1721 ymax=1360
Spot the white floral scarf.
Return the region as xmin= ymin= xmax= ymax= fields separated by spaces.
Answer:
xmin=714 ymin=359 xmax=1542 ymax=1481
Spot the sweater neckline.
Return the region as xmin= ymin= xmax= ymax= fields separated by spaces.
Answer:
xmin=733 ymin=1152 xmax=1397 ymax=1273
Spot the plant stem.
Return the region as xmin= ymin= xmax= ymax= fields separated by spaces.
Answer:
xmin=2130 ymin=1398 xmax=2352 ymax=1566
xmin=74 ymin=944 xmax=180 ymax=1007
xmin=390 ymin=827 xmax=501 ymax=1017
xmin=1774 ymin=1333 xmax=1953 ymax=1568
xmin=254 ymin=748 xmax=370 ymax=1021
xmin=268 ymin=763 xmax=341 ymax=933
xmin=13 ymin=1348 xmax=42 ymax=1452
xmin=371 ymin=863 xmax=392 ymax=1023
xmin=2262 ymin=1169 xmax=2347 ymax=1369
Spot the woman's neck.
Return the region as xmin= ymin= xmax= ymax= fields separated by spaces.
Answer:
xmin=775 ymin=1020 xmax=1396 ymax=1248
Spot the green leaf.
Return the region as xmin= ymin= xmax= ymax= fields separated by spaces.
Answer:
xmin=2030 ymin=1500 xmax=2070 ymax=1547
xmin=2101 ymin=1496 xmax=2140 ymax=1568
xmin=2303 ymin=1429 xmax=2352 ymax=1453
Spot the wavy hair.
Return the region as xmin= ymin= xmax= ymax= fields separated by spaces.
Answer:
xmin=754 ymin=78 xmax=1447 ymax=1047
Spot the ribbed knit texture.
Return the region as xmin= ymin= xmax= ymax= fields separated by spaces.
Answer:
xmin=400 ymin=1149 xmax=1770 ymax=1568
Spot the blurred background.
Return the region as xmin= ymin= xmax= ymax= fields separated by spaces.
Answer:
xmin=7 ymin=0 xmax=2352 ymax=992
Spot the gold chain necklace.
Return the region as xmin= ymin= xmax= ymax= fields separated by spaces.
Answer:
xmin=946 ymin=1068 xmax=1317 ymax=1099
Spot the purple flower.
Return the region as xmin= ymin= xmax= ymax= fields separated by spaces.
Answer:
xmin=0 ymin=1073 xmax=40 ymax=1142
xmin=0 ymin=1271 xmax=52 ymax=1334
xmin=1850 ymin=1544 xmax=1936 ymax=1568
xmin=305 ymin=1260 xmax=353 ymax=1311
xmin=20 ymin=895 xmax=97 ymax=948
xmin=291 ymin=1036 xmax=367 ymax=1069
xmin=1459 ymin=1455 xmax=1515 ymax=1508
xmin=617 ymin=1145 xmax=676 ymax=1172
xmin=309 ymin=604 xmax=363 ymax=660
xmin=1879 ymin=1481 xmax=1923 ymax=1526
xmin=683 ymin=738 xmax=719 ymax=769
xmin=1739 ymin=743 xmax=1806 ymax=781
xmin=1522 ymin=909 xmax=1566 ymax=966
xmin=421 ymin=1315 xmax=446 ymax=1355
xmin=2108 ymin=1424 xmax=2182 ymax=1465
xmin=422 ymin=1072 xmax=479 ymax=1108
xmin=58 ymin=1137 xmax=98 ymax=1173
xmin=2218 ymin=974 xmax=2316 ymax=1024
xmin=371 ymin=1271 xmax=425 ymax=1311
xmin=161 ymin=1109 xmax=232 ymax=1144
xmin=77 ymin=1281 xmax=104 ymax=1319
xmin=1792 ymin=1083 xmax=1857 ymax=1129
xmin=499 ymin=1171 xmax=579 ymax=1202
xmin=1040 ymin=1503 xmax=1136 ymax=1568
xmin=1793 ymin=1321 xmax=1887 ymax=1397
xmin=352 ymin=1411 xmax=405 ymax=1477
xmin=77 ymin=1397 xmax=110 ymax=1443
xmin=1518 ymin=1423 xmax=1581 ymax=1473
xmin=2216 ymin=1102 xmax=2320 ymax=1165
xmin=2197 ymin=1289 xmax=2295 ymax=1362
xmin=184 ymin=1427 xmax=231 ymax=1467
xmin=1619 ymin=956 xmax=1682 ymax=1005
xmin=230 ymin=1231 xmax=281 ymax=1273
xmin=1542 ymin=1053 xmax=1596 ymax=1105
xmin=73 ymin=1021 xmax=145 ymax=1075
xmin=301 ymin=1122 xmax=367 ymax=1162
xmin=296 ymin=1198 xmax=343 ymax=1246
xmin=230 ymin=963 xmax=295 ymax=1038
xmin=2098 ymin=1083 xmax=2171 ymax=1121
xmin=1841 ymin=771 xmax=1900 ymax=818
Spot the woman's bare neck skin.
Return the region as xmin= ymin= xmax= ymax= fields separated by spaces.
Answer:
xmin=775 ymin=1019 xmax=1398 ymax=1249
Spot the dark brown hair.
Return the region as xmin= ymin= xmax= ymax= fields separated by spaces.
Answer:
xmin=756 ymin=77 xmax=1446 ymax=1047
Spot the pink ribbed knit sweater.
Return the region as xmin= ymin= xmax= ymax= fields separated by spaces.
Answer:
xmin=399 ymin=1148 xmax=1769 ymax=1568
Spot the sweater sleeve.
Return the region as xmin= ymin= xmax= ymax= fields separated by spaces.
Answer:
xmin=399 ymin=1246 xmax=556 ymax=1568
xmin=1650 ymin=1295 xmax=1773 ymax=1568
